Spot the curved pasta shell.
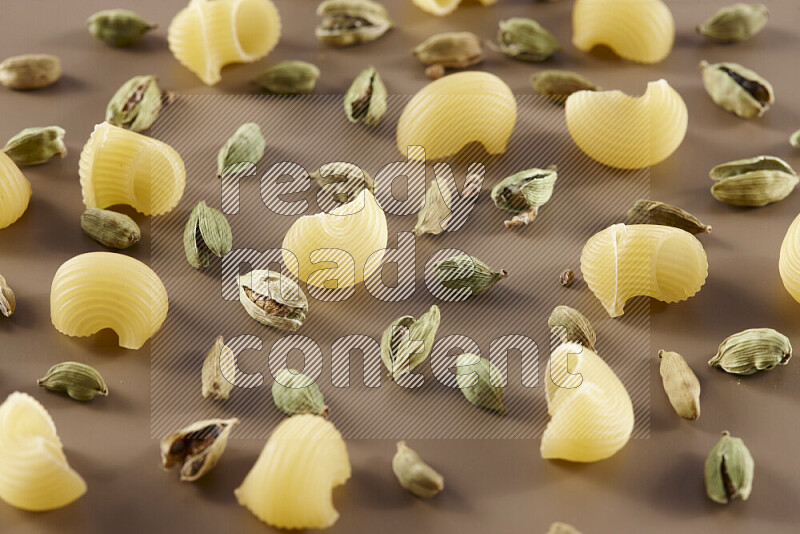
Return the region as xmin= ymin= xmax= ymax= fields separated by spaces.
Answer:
xmin=0 ymin=150 xmax=32 ymax=230
xmin=541 ymin=343 xmax=634 ymax=463
xmin=168 ymin=0 xmax=281 ymax=85
xmin=565 ymin=79 xmax=687 ymax=170
xmin=50 ymin=252 xmax=169 ymax=350
xmin=235 ymin=415 xmax=351 ymax=529
xmin=0 ymin=392 xmax=86 ymax=511
xmin=572 ymin=0 xmax=674 ymax=64
xmin=396 ymin=71 xmax=517 ymax=160
xmin=281 ymin=190 xmax=388 ymax=288
xmin=412 ymin=0 xmax=497 ymax=17
xmin=779 ymin=213 xmax=800 ymax=303
xmin=79 ymin=122 xmax=186 ymax=216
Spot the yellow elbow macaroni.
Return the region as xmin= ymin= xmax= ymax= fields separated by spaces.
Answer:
xmin=0 ymin=150 xmax=32 ymax=230
xmin=779 ymin=213 xmax=800 ymax=303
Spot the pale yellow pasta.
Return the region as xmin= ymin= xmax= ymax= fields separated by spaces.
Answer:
xmin=565 ymin=79 xmax=687 ymax=170
xmin=168 ymin=0 xmax=281 ymax=85
xmin=779 ymin=213 xmax=800 ymax=303
xmin=0 ymin=392 xmax=86 ymax=511
xmin=573 ymin=0 xmax=674 ymax=64
xmin=79 ymin=122 xmax=186 ymax=216
xmin=412 ymin=0 xmax=497 ymax=17
xmin=235 ymin=414 xmax=351 ymax=529
xmin=541 ymin=343 xmax=634 ymax=463
xmin=282 ymin=190 xmax=388 ymax=288
xmin=581 ymin=224 xmax=708 ymax=318
xmin=50 ymin=252 xmax=169 ymax=350
xmin=0 ymin=150 xmax=32 ymax=230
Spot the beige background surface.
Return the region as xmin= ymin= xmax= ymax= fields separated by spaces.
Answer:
xmin=0 ymin=0 xmax=799 ymax=533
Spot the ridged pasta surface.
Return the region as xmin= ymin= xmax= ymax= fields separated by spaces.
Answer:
xmin=541 ymin=343 xmax=634 ymax=463
xmin=412 ymin=0 xmax=496 ymax=17
xmin=50 ymin=252 xmax=169 ymax=350
xmin=779 ymin=213 xmax=800 ymax=303
xmin=396 ymin=71 xmax=517 ymax=160
xmin=581 ymin=224 xmax=708 ymax=318
xmin=168 ymin=0 xmax=281 ymax=85
xmin=0 ymin=150 xmax=32 ymax=230
xmin=0 ymin=392 xmax=86 ymax=511
xmin=565 ymin=79 xmax=687 ymax=170
xmin=79 ymin=122 xmax=186 ymax=216
xmin=572 ymin=0 xmax=675 ymax=64
xmin=235 ymin=415 xmax=351 ymax=530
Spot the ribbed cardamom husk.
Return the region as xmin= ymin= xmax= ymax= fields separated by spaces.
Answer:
xmin=37 ymin=361 xmax=108 ymax=402
xmin=495 ymin=18 xmax=560 ymax=62
xmin=0 ymin=54 xmax=61 ymax=90
xmin=271 ymin=368 xmax=328 ymax=417
xmin=700 ymin=60 xmax=774 ymax=119
xmin=559 ymin=269 xmax=574 ymax=287
xmin=81 ymin=208 xmax=141 ymax=249
xmin=491 ymin=166 xmax=558 ymax=228
xmin=658 ymin=350 xmax=701 ymax=420
xmin=310 ymin=162 xmax=374 ymax=203
xmin=709 ymin=156 xmax=797 ymax=207
xmin=531 ymin=70 xmax=598 ymax=101
xmin=0 ymin=275 xmax=15 ymax=318
xmin=414 ymin=179 xmax=452 ymax=236
xmin=217 ymin=123 xmax=266 ymax=177
xmin=627 ymin=199 xmax=711 ymax=234
xmin=791 ymin=129 xmax=800 ymax=149
xmin=412 ymin=32 xmax=483 ymax=74
xmin=2 ymin=126 xmax=66 ymax=166
xmin=432 ymin=255 xmax=507 ymax=296
xmin=238 ymin=270 xmax=308 ymax=331
xmin=201 ymin=336 xmax=236 ymax=400
xmin=454 ymin=353 xmax=507 ymax=415
xmin=160 ymin=418 xmax=239 ymax=482
xmin=697 ymin=3 xmax=768 ymax=43
xmin=548 ymin=305 xmax=596 ymax=351
xmin=87 ymin=9 xmax=156 ymax=47
xmin=380 ymin=305 xmax=440 ymax=379
xmin=252 ymin=61 xmax=320 ymax=95
xmin=344 ymin=66 xmax=387 ymax=125
xmin=392 ymin=441 xmax=444 ymax=499
xmin=547 ymin=523 xmax=582 ymax=534
xmin=316 ymin=0 xmax=393 ymax=47
xmin=709 ymin=327 xmax=792 ymax=375
xmin=183 ymin=201 xmax=233 ymax=269
xmin=105 ymin=75 xmax=163 ymax=132
xmin=704 ymin=431 xmax=754 ymax=504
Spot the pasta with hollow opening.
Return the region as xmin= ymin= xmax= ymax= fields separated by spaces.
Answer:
xmin=412 ymin=0 xmax=497 ymax=17
xmin=79 ymin=122 xmax=186 ymax=216
xmin=396 ymin=71 xmax=516 ymax=160
xmin=581 ymin=224 xmax=708 ymax=318
xmin=565 ymin=79 xmax=687 ymax=170
xmin=50 ymin=252 xmax=169 ymax=349
xmin=168 ymin=0 xmax=281 ymax=85
xmin=0 ymin=150 xmax=32 ymax=230
xmin=779 ymin=212 xmax=800 ymax=304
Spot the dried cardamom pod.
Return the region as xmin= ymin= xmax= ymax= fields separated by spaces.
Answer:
xmin=344 ymin=66 xmax=387 ymax=125
xmin=548 ymin=306 xmax=596 ymax=351
xmin=697 ymin=3 xmax=768 ymax=43
xmin=238 ymin=270 xmax=308 ymax=331
xmin=380 ymin=305 xmax=440 ymax=379
xmin=547 ymin=523 xmax=582 ymax=534
xmin=183 ymin=201 xmax=233 ymax=269
xmin=658 ymin=350 xmax=701 ymax=420
xmin=161 ymin=418 xmax=239 ymax=482
xmin=559 ymin=269 xmax=574 ymax=287
xmin=201 ymin=336 xmax=236 ymax=400
xmin=454 ymin=353 xmax=507 ymax=415
xmin=709 ymin=155 xmax=798 ymax=207
xmin=627 ymin=199 xmax=711 ymax=234
xmin=700 ymin=60 xmax=774 ymax=119
xmin=37 ymin=361 xmax=108 ymax=402
xmin=0 ymin=54 xmax=61 ymax=90
xmin=424 ymin=64 xmax=445 ymax=80
xmin=217 ymin=123 xmax=266 ymax=178
xmin=310 ymin=162 xmax=374 ymax=203
xmin=791 ymin=129 xmax=800 ymax=149
xmin=2 ymin=126 xmax=66 ymax=166
xmin=80 ymin=208 xmax=141 ymax=249
xmin=491 ymin=166 xmax=557 ymax=228
xmin=531 ymin=70 xmax=598 ymax=101
xmin=709 ymin=328 xmax=792 ymax=375
xmin=705 ymin=431 xmax=754 ymax=504
xmin=414 ymin=179 xmax=452 ymax=236
xmin=271 ymin=368 xmax=328 ymax=417
xmin=105 ymin=75 xmax=163 ymax=132
xmin=0 ymin=275 xmax=15 ymax=318
xmin=87 ymin=9 xmax=156 ymax=47
xmin=316 ymin=0 xmax=393 ymax=47
xmin=412 ymin=32 xmax=483 ymax=78
xmin=252 ymin=61 xmax=320 ymax=95
xmin=494 ymin=18 xmax=560 ymax=62
xmin=433 ymin=255 xmax=507 ymax=297
xmin=392 ymin=441 xmax=444 ymax=499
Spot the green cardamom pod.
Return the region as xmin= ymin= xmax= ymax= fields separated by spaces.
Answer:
xmin=491 ymin=166 xmax=558 ymax=228
xmin=344 ymin=66 xmax=387 ymax=125
xmin=37 ymin=361 xmax=108 ymax=402
xmin=183 ymin=201 xmax=233 ymax=269
xmin=531 ymin=70 xmax=598 ymax=101
xmin=316 ymin=0 xmax=393 ymax=47
xmin=412 ymin=32 xmax=483 ymax=77
xmin=494 ymin=18 xmax=560 ymax=62
xmin=105 ymin=75 xmax=163 ymax=132
xmin=705 ymin=431 xmax=754 ymax=504
xmin=547 ymin=523 xmax=582 ymax=534
xmin=380 ymin=305 xmax=440 ymax=379
xmin=790 ymin=129 xmax=800 ymax=150
xmin=310 ymin=162 xmax=374 ymax=203
xmin=160 ymin=418 xmax=239 ymax=482
xmin=2 ymin=126 xmax=66 ymax=166
xmin=548 ymin=306 xmax=596 ymax=351
xmin=697 ymin=3 xmax=768 ymax=43
xmin=217 ymin=123 xmax=266 ymax=178
xmin=271 ymin=368 xmax=329 ymax=417
xmin=80 ymin=208 xmax=141 ymax=249
xmin=253 ymin=60 xmax=320 ymax=95
xmin=433 ymin=255 xmax=507 ymax=297
xmin=414 ymin=179 xmax=452 ymax=236
xmin=201 ymin=336 xmax=236 ymax=400
xmin=392 ymin=441 xmax=444 ymax=499
xmin=454 ymin=353 xmax=507 ymax=415
xmin=0 ymin=54 xmax=61 ymax=90
xmin=87 ymin=9 xmax=156 ymax=47
xmin=238 ymin=270 xmax=309 ymax=331
xmin=700 ymin=60 xmax=774 ymax=119
xmin=709 ymin=328 xmax=791 ymax=375
xmin=0 ymin=274 xmax=15 ymax=318
xmin=709 ymin=155 xmax=798 ymax=207
xmin=559 ymin=269 xmax=574 ymax=287
xmin=626 ymin=199 xmax=712 ymax=234
xmin=658 ymin=350 xmax=701 ymax=420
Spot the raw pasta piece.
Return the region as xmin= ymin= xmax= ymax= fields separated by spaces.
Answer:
xmin=79 ymin=122 xmax=186 ymax=216
xmin=572 ymin=0 xmax=674 ymax=64
xmin=0 ymin=150 xmax=32 ymax=230
xmin=779 ymin=212 xmax=800 ymax=303
xmin=168 ymin=0 xmax=281 ymax=85
xmin=541 ymin=343 xmax=634 ymax=462
xmin=565 ymin=79 xmax=687 ymax=170
xmin=235 ymin=414 xmax=351 ymax=529
xmin=581 ymin=224 xmax=708 ymax=318
xmin=281 ymin=190 xmax=388 ymax=288
xmin=50 ymin=252 xmax=169 ymax=349
xmin=0 ymin=392 xmax=86 ymax=511
xmin=412 ymin=0 xmax=497 ymax=17
xmin=396 ymin=71 xmax=516 ymax=160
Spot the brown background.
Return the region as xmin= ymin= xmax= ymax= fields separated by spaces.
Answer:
xmin=1 ymin=0 xmax=799 ymax=533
